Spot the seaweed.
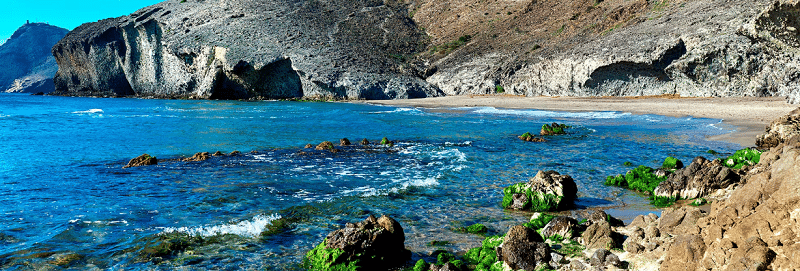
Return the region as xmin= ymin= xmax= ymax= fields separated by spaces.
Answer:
xmin=721 ymin=148 xmax=761 ymax=169
xmin=502 ymin=184 xmax=564 ymax=211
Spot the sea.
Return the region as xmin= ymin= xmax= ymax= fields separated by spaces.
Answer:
xmin=0 ymin=93 xmax=740 ymax=270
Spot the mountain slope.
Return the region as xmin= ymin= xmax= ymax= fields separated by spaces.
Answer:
xmin=0 ymin=23 xmax=69 ymax=93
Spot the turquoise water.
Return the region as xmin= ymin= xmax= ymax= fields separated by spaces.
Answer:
xmin=0 ymin=93 xmax=739 ymax=269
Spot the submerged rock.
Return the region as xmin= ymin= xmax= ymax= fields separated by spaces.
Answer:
xmin=653 ymin=156 xmax=741 ymax=199
xmin=502 ymin=170 xmax=578 ymax=212
xmin=183 ymin=152 xmax=210 ymax=161
xmin=315 ymin=141 xmax=334 ymax=151
xmin=339 ymin=138 xmax=351 ymax=146
xmin=304 ymin=215 xmax=409 ymax=270
xmin=123 ymin=154 xmax=158 ymax=168
xmin=540 ymin=123 xmax=568 ymax=136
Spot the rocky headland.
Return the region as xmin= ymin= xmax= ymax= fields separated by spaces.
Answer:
xmin=49 ymin=0 xmax=800 ymax=102
xmin=0 ymin=23 xmax=68 ymax=94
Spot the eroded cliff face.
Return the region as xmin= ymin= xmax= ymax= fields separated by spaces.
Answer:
xmin=53 ymin=0 xmax=800 ymax=101
xmin=412 ymin=0 xmax=800 ymax=103
xmin=52 ymin=0 xmax=443 ymax=100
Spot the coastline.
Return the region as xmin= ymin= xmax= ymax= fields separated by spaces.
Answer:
xmin=362 ymin=95 xmax=797 ymax=147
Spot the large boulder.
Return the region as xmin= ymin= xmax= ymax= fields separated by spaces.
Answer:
xmin=653 ymin=156 xmax=741 ymax=199
xmin=756 ymin=107 xmax=800 ymax=149
xmin=580 ymin=220 xmax=621 ymax=250
xmin=658 ymin=206 xmax=706 ymax=236
xmin=540 ymin=216 xmax=578 ymax=239
xmin=500 ymin=226 xmax=550 ymax=271
xmin=502 ymin=170 xmax=578 ymax=211
xmin=123 ymin=153 xmax=158 ymax=168
xmin=304 ymin=215 xmax=409 ymax=270
xmin=659 ymin=234 xmax=706 ymax=271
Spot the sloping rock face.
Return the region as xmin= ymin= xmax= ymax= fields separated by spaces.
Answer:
xmin=653 ymin=156 xmax=743 ymax=199
xmin=756 ymin=107 xmax=800 ymax=149
xmin=52 ymin=0 xmax=443 ymax=100
xmin=0 ymin=23 xmax=68 ymax=93
xmin=411 ymin=0 xmax=800 ymax=102
xmin=659 ymin=112 xmax=800 ymax=270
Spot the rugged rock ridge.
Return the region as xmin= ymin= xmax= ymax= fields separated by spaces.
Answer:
xmin=52 ymin=0 xmax=443 ymax=99
xmin=0 ymin=23 xmax=68 ymax=93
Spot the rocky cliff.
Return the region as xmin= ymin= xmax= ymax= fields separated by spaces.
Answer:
xmin=0 ymin=23 xmax=68 ymax=93
xmin=52 ymin=0 xmax=800 ymax=102
xmin=51 ymin=0 xmax=442 ymax=99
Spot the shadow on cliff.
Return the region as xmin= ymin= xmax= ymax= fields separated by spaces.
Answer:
xmin=210 ymin=58 xmax=303 ymax=100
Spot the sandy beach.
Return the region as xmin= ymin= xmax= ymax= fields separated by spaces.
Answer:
xmin=364 ymin=95 xmax=798 ymax=147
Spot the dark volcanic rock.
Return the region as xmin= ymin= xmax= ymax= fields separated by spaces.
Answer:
xmin=51 ymin=0 xmax=444 ymax=100
xmin=305 ymin=215 xmax=409 ymax=270
xmin=1 ymin=23 xmax=68 ymax=93
xmin=501 ymin=225 xmax=550 ymax=271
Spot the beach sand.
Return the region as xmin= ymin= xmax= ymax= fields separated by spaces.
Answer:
xmin=364 ymin=95 xmax=798 ymax=147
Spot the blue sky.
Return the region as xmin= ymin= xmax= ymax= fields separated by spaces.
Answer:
xmin=2 ymin=0 xmax=164 ymax=43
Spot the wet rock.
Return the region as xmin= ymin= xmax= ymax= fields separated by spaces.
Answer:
xmin=541 ymin=216 xmax=578 ymax=239
xmin=587 ymin=210 xmax=624 ymax=227
xmin=360 ymin=138 xmax=370 ymax=145
xmin=510 ymin=193 xmax=529 ymax=210
xmin=518 ymin=132 xmax=546 ymax=142
xmin=304 ymin=144 xmax=314 ymax=148
xmin=380 ymin=137 xmax=393 ymax=146
xmin=123 ymin=153 xmax=158 ymax=168
xmin=540 ymin=123 xmax=568 ymax=136
xmin=428 ymin=262 xmax=462 ymax=271
xmin=653 ymin=156 xmax=742 ymax=199
xmin=501 ymin=226 xmax=550 ymax=271
xmin=340 ymin=138 xmax=351 ymax=146
xmin=183 ymin=152 xmax=210 ymax=161
xmin=315 ymin=141 xmax=334 ymax=151
xmin=756 ymin=107 xmax=800 ymax=149
xmin=229 ymin=150 xmax=241 ymax=156
xmin=305 ymin=215 xmax=409 ymax=270
xmin=502 ymin=170 xmax=578 ymax=211
xmin=212 ymin=151 xmax=224 ymax=156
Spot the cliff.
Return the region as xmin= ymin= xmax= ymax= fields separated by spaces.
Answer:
xmin=0 ymin=23 xmax=68 ymax=93
xmin=51 ymin=0 xmax=442 ymax=99
xmin=52 ymin=0 xmax=800 ymax=102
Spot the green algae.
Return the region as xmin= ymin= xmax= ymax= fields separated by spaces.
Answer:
xmin=502 ymin=184 xmax=564 ymax=211
xmin=540 ymin=123 xmax=569 ymax=135
xmin=523 ymin=213 xmax=555 ymax=230
xmin=605 ymin=165 xmax=666 ymax=195
xmin=661 ymin=157 xmax=682 ymax=170
xmin=303 ymin=241 xmax=359 ymax=271
xmin=651 ymin=195 xmax=678 ymax=208
xmin=465 ymin=235 xmax=505 ymax=271
xmin=461 ymin=223 xmax=488 ymax=235
xmin=721 ymin=148 xmax=761 ymax=169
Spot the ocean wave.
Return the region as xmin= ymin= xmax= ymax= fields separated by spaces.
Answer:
xmin=370 ymin=107 xmax=424 ymax=115
xmin=161 ymin=214 xmax=281 ymax=238
xmin=471 ymin=107 xmax=629 ymax=119
xmin=72 ymin=109 xmax=104 ymax=114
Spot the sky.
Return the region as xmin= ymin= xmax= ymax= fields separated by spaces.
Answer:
xmin=2 ymin=0 xmax=165 ymax=43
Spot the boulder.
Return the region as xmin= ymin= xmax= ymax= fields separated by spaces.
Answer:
xmin=229 ymin=150 xmax=241 ymax=156
xmin=304 ymin=144 xmax=314 ymax=149
xmin=587 ymin=210 xmax=624 ymax=227
xmin=540 ymin=216 xmax=578 ymax=239
xmin=756 ymin=107 xmax=800 ymax=149
xmin=658 ymin=206 xmax=706 ymax=235
xmin=540 ymin=123 xmax=568 ymax=136
xmin=123 ymin=154 xmax=158 ymax=168
xmin=659 ymin=234 xmax=706 ymax=271
xmin=502 ymin=170 xmax=578 ymax=211
xmin=500 ymin=226 xmax=550 ymax=271
xmin=581 ymin=220 xmax=621 ymax=250
xmin=340 ymin=138 xmax=351 ymax=146
xmin=653 ymin=156 xmax=741 ymax=199
xmin=589 ymin=249 xmax=622 ymax=268
xmin=305 ymin=215 xmax=409 ymax=270
xmin=360 ymin=139 xmax=370 ymax=145
xmin=212 ymin=151 xmax=224 ymax=156
xmin=315 ymin=141 xmax=334 ymax=151
xmin=183 ymin=152 xmax=210 ymax=161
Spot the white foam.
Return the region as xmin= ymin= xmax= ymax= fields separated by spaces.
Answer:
xmin=371 ymin=107 xmax=423 ymax=114
xmin=161 ymin=214 xmax=281 ymax=238
xmin=471 ymin=107 xmax=629 ymax=119
xmin=72 ymin=109 xmax=104 ymax=114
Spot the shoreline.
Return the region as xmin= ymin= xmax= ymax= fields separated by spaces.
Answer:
xmin=362 ymin=95 xmax=797 ymax=147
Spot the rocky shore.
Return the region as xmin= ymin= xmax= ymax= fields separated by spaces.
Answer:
xmin=289 ymin=109 xmax=800 ymax=270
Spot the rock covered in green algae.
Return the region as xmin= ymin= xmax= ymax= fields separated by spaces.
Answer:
xmin=303 ymin=215 xmax=409 ymax=271
xmin=502 ymin=170 xmax=578 ymax=212
xmin=661 ymin=157 xmax=684 ymax=170
xmin=540 ymin=123 xmax=569 ymax=136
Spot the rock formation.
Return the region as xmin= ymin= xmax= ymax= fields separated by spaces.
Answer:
xmin=123 ymin=153 xmax=158 ymax=168
xmin=0 ymin=23 xmax=68 ymax=93
xmin=304 ymin=214 xmax=409 ymax=270
xmin=653 ymin=156 xmax=742 ymax=199
xmin=503 ymin=170 xmax=578 ymax=212
xmin=756 ymin=107 xmax=800 ymax=149
xmin=51 ymin=0 xmax=443 ymax=99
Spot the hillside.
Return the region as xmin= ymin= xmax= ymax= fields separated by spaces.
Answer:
xmin=0 ymin=23 xmax=69 ymax=93
xmin=51 ymin=0 xmax=800 ymax=102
